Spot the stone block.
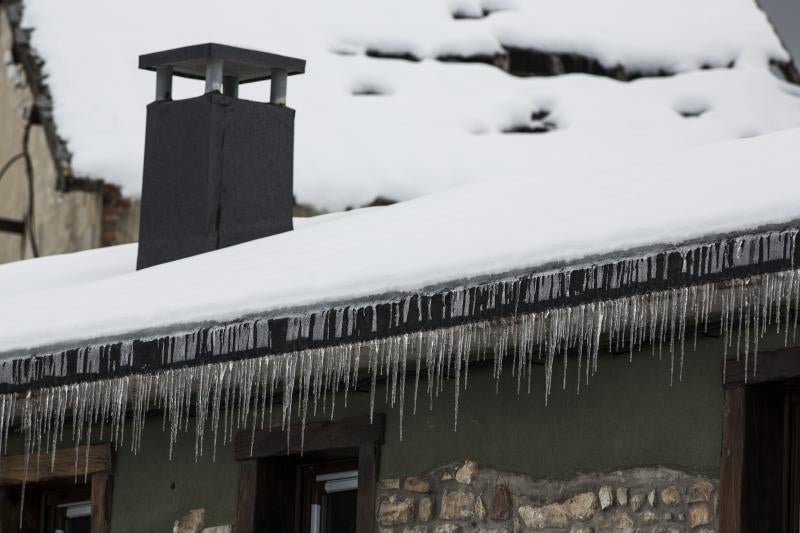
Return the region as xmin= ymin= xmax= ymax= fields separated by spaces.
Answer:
xmin=596 ymin=511 xmax=634 ymax=533
xmin=615 ymin=487 xmax=629 ymax=507
xmin=381 ymin=478 xmax=401 ymax=490
xmin=418 ymin=496 xmax=433 ymax=522
xmin=403 ymin=527 xmax=427 ymax=533
xmin=476 ymin=494 xmax=486 ymax=520
xmin=629 ymin=493 xmax=645 ymax=512
xmin=565 ymin=492 xmax=598 ymax=520
xmin=687 ymin=503 xmax=712 ymax=528
xmin=404 ymin=477 xmax=431 ymax=493
xmin=174 ymin=509 xmax=205 ymax=533
xmin=456 ymin=460 xmax=479 ymax=484
xmin=640 ymin=510 xmax=658 ymax=524
xmin=598 ymin=485 xmax=614 ymax=510
xmin=687 ymin=481 xmax=714 ymax=503
xmin=379 ymin=495 xmax=415 ymax=525
xmin=201 ymin=527 xmax=231 ymax=533
xmin=518 ymin=503 xmax=568 ymax=529
xmin=647 ymin=489 xmax=656 ymax=507
xmin=570 ymin=525 xmax=593 ymax=533
xmin=659 ymin=486 xmax=682 ymax=506
xmin=440 ymin=489 xmax=478 ymax=520
xmin=434 ymin=525 xmax=460 ymax=533
xmin=478 ymin=528 xmax=510 ymax=533
xmin=491 ymin=484 xmax=512 ymax=520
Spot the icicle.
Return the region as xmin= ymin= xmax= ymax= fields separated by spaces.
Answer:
xmin=3 ymin=232 xmax=800 ymax=504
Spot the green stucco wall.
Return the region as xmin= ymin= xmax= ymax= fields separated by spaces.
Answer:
xmin=377 ymin=333 xmax=724 ymax=480
xmin=6 ymin=330 xmax=745 ymax=531
xmin=109 ymin=418 xmax=240 ymax=533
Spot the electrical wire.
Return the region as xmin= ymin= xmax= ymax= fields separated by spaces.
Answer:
xmin=0 ymin=116 xmax=40 ymax=258
xmin=22 ymin=117 xmax=39 ymax=257
xmin=0 ymin=153 xmax=24 ymax=185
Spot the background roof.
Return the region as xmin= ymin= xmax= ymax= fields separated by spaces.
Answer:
xmin=19 ymin=0 xmax=800 ymax=211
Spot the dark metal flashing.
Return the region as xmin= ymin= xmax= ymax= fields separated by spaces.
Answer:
xmin=1 ymin=224 xmax=798 ymax=393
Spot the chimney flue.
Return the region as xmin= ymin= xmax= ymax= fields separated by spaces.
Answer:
xmin=135 ymin=43 xmax=306 ymax=270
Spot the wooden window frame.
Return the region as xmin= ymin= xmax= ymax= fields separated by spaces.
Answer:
xmin=234 ymin=414 xmax=384 ymax=533
xmin=722 ymin=347 xmax=800 ymax=532
xmin=0 ymin=443 xmax=113 ymax=533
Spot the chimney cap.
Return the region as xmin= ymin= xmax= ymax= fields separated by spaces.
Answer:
xmin=139 ymin=43 xmax=305 ymax=84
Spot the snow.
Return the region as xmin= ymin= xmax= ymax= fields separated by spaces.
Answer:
xmin=19 ymin=0 xmax=800 ymax=211
xmin=0 ymin=215 xmax=355 ymax=302
xmin=1 ymin=129 xmax=800 ymax=356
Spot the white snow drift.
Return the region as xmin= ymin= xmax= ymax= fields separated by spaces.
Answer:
xmin=0 ymin=129 xmax=799 ymax=355
xmin=19 ymin=0 xmax=800 ymax=211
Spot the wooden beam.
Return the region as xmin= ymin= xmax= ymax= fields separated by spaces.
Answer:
xmin=0 ymin=217 xmax=24 ymax=235
xmin=356 ymin=441 xmax=379 ymax=533
xmin=91 ymin=472 xmax=112 ymax=533
xmin=234 ymin=414 xmax=385 ymax=461
xmin=725 ymin=347 xmax=800 ymax=386
xmin=0 ymin=444 xmax=112 ymax=486
xmin=719 ymin=387 xmax=745 ymax=533
xmin=235 ymin=460 xmax=259 ymax=533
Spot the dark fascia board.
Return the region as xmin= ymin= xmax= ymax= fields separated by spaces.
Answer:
xmin=0 ymin=221 xmax=798 ymax=393
xmin=138 ymin=43 xmax=306 ymax=83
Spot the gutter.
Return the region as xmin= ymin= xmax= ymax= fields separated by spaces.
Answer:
xmin=0 ymin=223 xmax=797 ymax=393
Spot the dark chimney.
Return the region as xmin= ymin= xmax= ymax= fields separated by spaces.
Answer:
xmin=136 ymin=43 xmax=306 ymax=269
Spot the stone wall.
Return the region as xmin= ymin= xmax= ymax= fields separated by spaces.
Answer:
xmin=378 ymin=461 xmax=717 ymax=533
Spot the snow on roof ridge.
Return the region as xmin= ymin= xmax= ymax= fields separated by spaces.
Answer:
xmin=0 ymin=128 xmax=800 ymax=356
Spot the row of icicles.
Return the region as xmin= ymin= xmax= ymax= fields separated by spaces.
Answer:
xmin=0 ymin=268 xmax=799 ymax=498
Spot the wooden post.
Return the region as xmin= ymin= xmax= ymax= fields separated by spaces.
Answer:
xmin=236 ymin=460 xmax=259 ymax=533
xmin=90 ymin=472 xmax=112 ymax=533
xmin=357 ymin=442 xmax=379 ymax=533
xmin=719 ymin=387 xmax=745 ymax=533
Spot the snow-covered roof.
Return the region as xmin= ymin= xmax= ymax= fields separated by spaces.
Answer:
xmin=1 ymin=129 xmax=799 ymax=359
xmin=18 ymin=0 xmax=800 ymax=211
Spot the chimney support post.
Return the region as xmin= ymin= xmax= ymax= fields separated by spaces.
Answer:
xmin=155 ymin=66 xmax=173 ymax=101
xmin=223 ymin=76 xmax=239 ymax=98
xmin=270 ymin=68 xmax=287 ymax=105
xmin=205 ymin=57 xmax=224 ymax=94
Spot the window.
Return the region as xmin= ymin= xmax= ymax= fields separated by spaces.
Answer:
xmin=721 ymin=349 xmax=800 ymax=532
xmin=55 ymin=500 xmax=92 ymax=533
xmin=0 ymin=444 xmax=112 ymax=533
xmin=235 ymin=415 xmax=384 ymax=533
xmin=303 ymin=466 xmax=358 ymax=533
xmin=788 ymin=391 xmax=800 ymax=532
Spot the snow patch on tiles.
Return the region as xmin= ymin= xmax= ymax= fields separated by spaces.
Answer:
xmin=0 ymin=129 xmax=800 ymax=355
xmin=19 ymin=0 xmax=800 ymax=210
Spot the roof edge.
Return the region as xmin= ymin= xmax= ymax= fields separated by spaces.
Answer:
xmin=1 ymin=223 xmax=797 ymax=392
